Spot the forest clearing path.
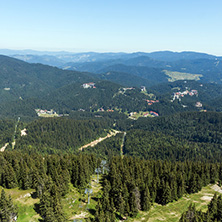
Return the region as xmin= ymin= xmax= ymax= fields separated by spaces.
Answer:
xmin=0 ymin=143 xmax=9 ymax=152
xmin=79 ymin=129 xmax=121 ymax=151
xmin=120 ymin=132 xmax=127 ymax=156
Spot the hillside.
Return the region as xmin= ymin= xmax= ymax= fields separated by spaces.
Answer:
xmin=0 ymin=55 xmax=97 ymax=103
xmin=98 ymin=64 xmax=168 ymax=85
xmin=14 ymin=117 xmax=111 ymax=154
xmin=97 ymin=71 xmax=153 ymax=87
xmin=58 ymin=52 xmax=222 ymax=85
xmin=84 ymin=111 xmax=222 ymax=162
xmin=44 ymin=80 xmax=151 ymax=113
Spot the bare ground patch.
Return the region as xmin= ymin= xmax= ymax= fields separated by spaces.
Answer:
xmin=201 ymin=196 xmax=213 ymax=201
xmin=70 ymin=211 xmax=88 ymax=220
xmin=211 ymin=184 xmax=222 ymax=194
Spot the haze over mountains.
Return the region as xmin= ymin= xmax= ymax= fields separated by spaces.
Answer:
xmin=2 ymin=49 xmax=222 ymax=85
xmin=1 ymin=50 xmax=222 ymax=119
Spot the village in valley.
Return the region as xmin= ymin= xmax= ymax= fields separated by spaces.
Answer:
xmin=171 ymin=89 xmax=198 ymax=102
xmin=34 ymin=83 xmax=206 ymax=119
xmin=35 ymin=109 xmax=69 ymax=117
xmin=171 ymin=87 xmax=204 ymax=108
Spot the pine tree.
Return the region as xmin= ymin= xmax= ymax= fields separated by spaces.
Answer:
xmin=129 ymin=190 xmax=138 ymax=217
xmin=208 ymin=193 xmax=218 ymax=220
xmin=141 ymin=185 xmax=151 ymax=211
xmin=161 ymin=181 xmax=172 ymax=205
xmin=216 ymin=195 xmax=222 ymax=221
xmin=0 ymin=189 xmax=17 ymax=222
xmin=0 ymin=189 xmax=9 ymax=222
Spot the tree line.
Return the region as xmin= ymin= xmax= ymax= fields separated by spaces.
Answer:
xmin=180 ymin=194 xmax=222 ymax=221
xmin=0 ymin=151 xmax=98 ymax=221
xmin=94 ymin=156 xmax=222 ymax=221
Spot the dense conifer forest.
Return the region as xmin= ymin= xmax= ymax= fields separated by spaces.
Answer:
xmin=15 ymin=118 xmax=112 ymax=154
xmin=94 ymin=157 xmax=222 ymax=221
xmin=1 ymin=55 xmax=222 ymax=221
xmin=0 ymin=120 xmax=15 ymax=147
xmin=0 ymin=151 xmax=97 ymax=221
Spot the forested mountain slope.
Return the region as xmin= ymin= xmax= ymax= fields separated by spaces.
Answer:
xmin=44 ymin=80 xmax=151 ymax=113
xmin=0 ymin=55 xmax=97 ymax=103
xmin=15 ymin=118 xmax=112 ymax=154
xmin=0 ymin=119 xmax=15 ymax=147
xmin=83 ymin=112 xmax=222 ymax=162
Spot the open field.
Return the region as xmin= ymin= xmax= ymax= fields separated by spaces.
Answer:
xmin=163 ymin=70 xmax=203 ymax=82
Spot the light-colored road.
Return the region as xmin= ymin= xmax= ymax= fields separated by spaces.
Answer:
xmin=79 ymin=130 xmax=121 ymax=151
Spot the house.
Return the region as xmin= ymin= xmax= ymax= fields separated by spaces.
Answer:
xmin=141 ymin=86 xmax=146 ymax=92
xmin=150 ymin=111 xmax=159 ymax=117
xmin=195 ymin=102 xmax=202 ymax=108
xmin=83 ymin=82 xmax=95 ymax=88
xmin=143 ymin=112 xmax=149 ymax=117
xmin=129 ymin=112 xmax=134 ymax=116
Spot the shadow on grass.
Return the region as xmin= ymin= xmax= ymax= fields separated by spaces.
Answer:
xmin=91 ymin=197 xmax=99 ymax=202
xmin=33 ymin=202 xmax=43 ymax=221
xmin=88 ymin=208 xmax=96 ymax=216
xmin=31 ymin=191 xmax=38 ymax=199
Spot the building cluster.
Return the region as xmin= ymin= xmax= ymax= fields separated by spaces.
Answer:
xmin=35 ymin=109 xmax=57 ymax=116
xmin=146 ymin=100 xmax=159 ymax=105
xmin=172 ymin=89 xmax=198 ymax=101
xmin=98 ymin=108 xmax=114 ymax=112
xmin=129 ymin=111 xmax=159 ymax=118
xmin=82 ymin=82 xmax=96 ymax=89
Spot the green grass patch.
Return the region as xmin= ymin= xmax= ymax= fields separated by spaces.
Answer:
xmin=163 ymin=70 xmax=203 ymax=82
xmin=63 ymin=176 xmax=102 ymax=221
xmin=129 ymin=111 xmax=153 ymax=120
xmin=0 ymin=187 xmax=40 ymax=222
xmin=130 ymin=185 xmax=216 ymax=222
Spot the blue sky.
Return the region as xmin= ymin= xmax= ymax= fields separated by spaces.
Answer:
xmin=0 ymin=0 xmax=222 ymax=55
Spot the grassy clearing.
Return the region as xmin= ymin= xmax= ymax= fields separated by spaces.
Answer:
xmin=163 ymin=70 xmax=203 ymax=82
xmin=63 ymin=175 xmax=103 ymax=221
xmin=129 ymin=111 xmax=153 ymax=120
xmin=0 ymin=187 xmax=40 ymax=222
xmin=130 ymin=185 xmax=216 ymax=222
xmin=0 ymin=183 xmax=218 ymax=221
xmin=1 ymin=174 xmax=103 ymax=222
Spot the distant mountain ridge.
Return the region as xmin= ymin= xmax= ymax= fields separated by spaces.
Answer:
xmin=2 ymin=50 xmax=222 ymax=85
xmin=1 ymin=53 xmax=222 ymax=119
xmin=1 ymin=49 xmax=221 ymax=65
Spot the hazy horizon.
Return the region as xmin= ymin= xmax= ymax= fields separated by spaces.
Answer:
xmin=0 ymin=48 xmax=221 ymax=57
xmin=1 ymin=0 xmax=222 ymax=56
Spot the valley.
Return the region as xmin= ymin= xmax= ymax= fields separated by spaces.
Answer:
xmin=1 ymin=51 xmax=222 ymax=221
